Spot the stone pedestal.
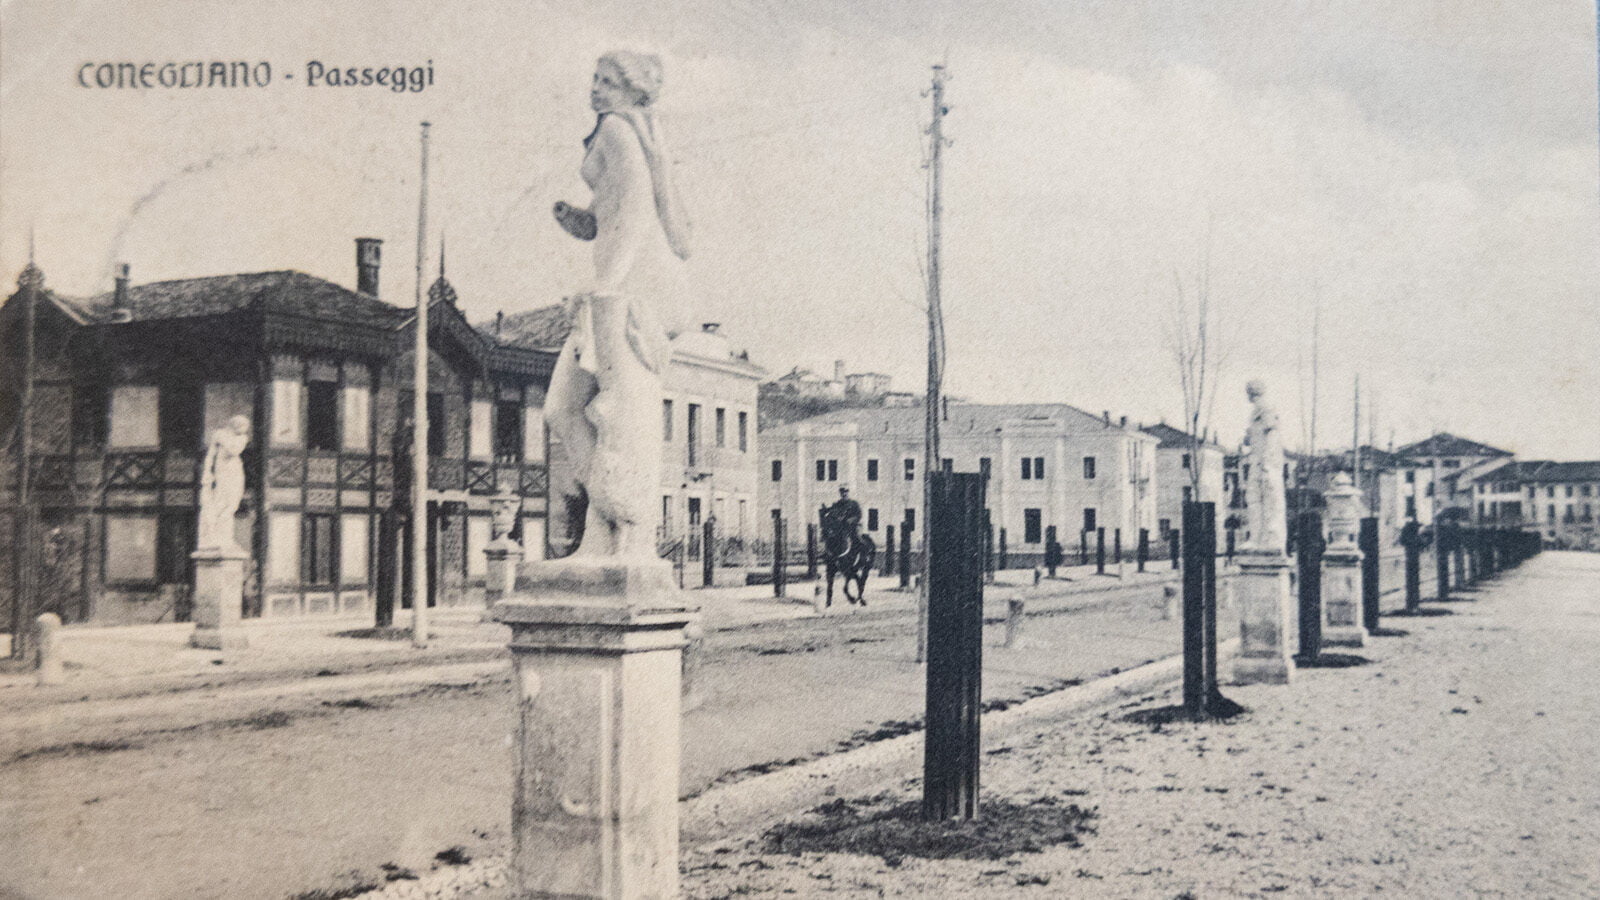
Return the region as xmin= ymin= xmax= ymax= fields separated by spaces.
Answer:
xmin=1320 ymin=549 xmax=1368 ymax=647
xmin=1233 ymin=551 xmax=1294 ymax=684
xmin=494 ymin=557 xmax=699 ymax=900
xmin=35 ymin=613 xmax=64 ymax=686
xmin=483 ymin=538 xmax=525 ymax=617
xmin=191 ymin=548 xmax=249 ymax=650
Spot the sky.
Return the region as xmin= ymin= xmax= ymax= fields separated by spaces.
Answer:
xmin=2 ymin=0 xmax=1597 ymax=458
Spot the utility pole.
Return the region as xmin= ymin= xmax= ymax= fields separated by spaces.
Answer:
xmin=1352 ymin=374 xmax=1361 ymax=490
xmin=919 ymin=63 xmax=950 ymax=664
xmin=9 ymin=237 xmax=41 ymax=659
xmin=411 ymin=122 xmax=431 ymax=649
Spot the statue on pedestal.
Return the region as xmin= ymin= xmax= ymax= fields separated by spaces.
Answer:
xmin=197 ymin=415 xmax=251 ymax=553
xmin=1242 ymin=380 xmax=1287 ymax=555
xmin=545 ymin=50 xmax=693 ymax=560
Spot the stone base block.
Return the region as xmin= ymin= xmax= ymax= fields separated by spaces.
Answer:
xmin=191 ymin=548 xmax=249 ymax=651
xmin=1234 ymin=654 xmax=1292 ymax=685
xmin=1321 ymin=556 xmax=1368 ymax=648
xmin=1233 ymin=552 xmax=1294 ymax=686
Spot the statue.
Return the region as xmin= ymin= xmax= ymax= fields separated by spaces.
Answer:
xmin=1242 ymin=380 xmax=1287 ymax=554
xmin=197 ymin=415 xmax=251 ymax=553
xmin=545 ymin=50 xmax=692 ymax=560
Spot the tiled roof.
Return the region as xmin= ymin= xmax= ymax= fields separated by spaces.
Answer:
xmin=763 ymin=403 xmax=1148 ymax=438
xmin=56 ymin=270 xmax=407 ymax=329
xmin=1478 ymin=460 xmax=1600 ymax=485
xmin=480 ymin=304 xmax=570 ymax=351
xmin=1395 ymin=432 xmax=1512 ymax=459
xmin=1140 ymin=422 xmax=1223 ymax=451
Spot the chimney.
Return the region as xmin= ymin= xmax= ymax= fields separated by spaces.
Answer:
xmin=702 ymin=322 xmax=720 ymax=334
xmin=834 ymin=359 xmax=844 ymax=382
xmin=495 ymin=310 xmax=505 ymax=335
xmin=355 ymin=237 xmax=382 ymax=295
xmin=1120 ymin=415 xmax=1128 ymax=428
xmin=113 ymin=263 xmax=130 ymax=310
xmin=1103 ymin=410 xmax=1111 ymax=424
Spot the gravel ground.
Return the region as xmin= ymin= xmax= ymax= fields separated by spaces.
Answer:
xmin=679 ymin=551 xmax=1600 ymax=899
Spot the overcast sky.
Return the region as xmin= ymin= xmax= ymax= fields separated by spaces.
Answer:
xmin=3 ymin=0 xmax=1597 ymax=457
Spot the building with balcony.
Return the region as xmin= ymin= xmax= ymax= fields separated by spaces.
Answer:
xmin=0 ymin=243 xmax=554 ymax=627
xmin=757 ymin=404 xmax=1160 ymax=565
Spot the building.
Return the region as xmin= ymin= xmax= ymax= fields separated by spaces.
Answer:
xmin=1140 ymin=423 xmax=1225 ymax=537
xmin=489 ymin=308 xmax=765 ymax=558
xmin=758 ymin=404 xmax=1160 ymax=565
xmin=0 ymin=243 xmax=554 ymax=627
xmin=1394 ymin=432 xmax=1513 ymax=521
xmin=1461 ymin=460 xmax=1600 ymax=548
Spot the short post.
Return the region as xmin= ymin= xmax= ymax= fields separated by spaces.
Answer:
xmin=772 ymin=513 xmax=787 ymax=599
xmin=1096 ymin=527 xmax=1106 ymax=575
xmin=1226 ymin=527 xmax=1237 ymax=564
xmin=1044 ymin=525 xmax=1060 ymax=578
xmin=190 ymin=547 xmax=250 ymax=650
xmin=922 ymin=471 xmax=986 ymax=820
xmin=1435 ymin=525 xmax=1452 ymax=602
xmin=1295 ymin=511 xmax=1325 ymax=664
xmin=1114 ymin=528 xmax=1122 ymax=566
xmin=1004 ymin=598 xmax=1025 ymax=648
xmin=1137 ymin=527 xmax=1149 ymax=573
xmin=483 ymin=495 xmax=524 ymax=617
xmin=1161 ymin=583 xmax=1179 ymax=620
xmin=1402 ymin=520 xmax=1422 ymax=611
xmin=35 ymin=612 xmax=64 ymax=686
xmin=495 ymin=557 xmax=697 ymax=899
xmin=1359 ymin=516 xmax=1380 ymax=633
xmin=1170 ymin=528 xmax=1181 ymax=570
xmin=1079 ymin=530 xmax=1088 ymax=566
xmin=1452 ymin=526 xmax=1467 ymax=591
xmin=998 ymin=527 xmax=1008 ymax=570
xmin=805 ymin=523 xmax=818 ymax=581
xmin=899 ymin=521 xmax=913 ymax=589
xmin=883 ymin=525 xmax=896 ymax=577
xmin=702 ymin=518 xmax=716 ymax=588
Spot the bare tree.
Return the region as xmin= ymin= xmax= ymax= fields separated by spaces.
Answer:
xmin=1164 ymin=237 xmax=1229 ymax=500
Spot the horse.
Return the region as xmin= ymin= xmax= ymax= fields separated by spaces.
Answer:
xmin=819 ymin=504 xmax=876 ymax=607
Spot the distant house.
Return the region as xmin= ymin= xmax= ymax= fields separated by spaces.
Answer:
xmin=1140 ymin=423 xmax=1225 ymax=538
xmin=1460 ymin=460 xmax=1600 ymax=549
xmin=1394 ymin=432 xmax=1513 ymax=521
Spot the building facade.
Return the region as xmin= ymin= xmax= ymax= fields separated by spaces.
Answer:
xmin=1394 ymin=432 xmax=1513 ymax=521
xmin=0 ymin=245 xmax=554 ymax=627
xmin=1462 ymin=460 xmax=1600 ymax=548
xmin=1141 ymin=423 xmax=1225 ymax=537
xmin=758 ymin=404 xmax=1160 ymax=565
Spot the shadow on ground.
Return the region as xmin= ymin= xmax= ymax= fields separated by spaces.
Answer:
xmin=1388 ymin=608 xmax=1454 ymax=618
xmin=1120 ymin=693 xmax=1249 ymax=727
xmin=1369 ymin=627 xmax=1411 ymax=638
xmin=1295 ymin=653 xmax=1371 ymax=668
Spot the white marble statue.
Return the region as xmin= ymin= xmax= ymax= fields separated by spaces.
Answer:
xmin=546 ymin=50 xmax=693 ymax=559
xmin=197 ymin=415 xmax=251 ymax=553
xmin=1242 ymin=380 xmax=1288 ymax=554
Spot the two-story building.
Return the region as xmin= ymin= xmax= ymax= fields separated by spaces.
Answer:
xmin=1394 ymin=432 xmax=1513 ymax=522
xmin=1461 ymin=460 xmax=1600 ymax=548
xmin=1141 ymin=422 xmax=1226 ymax=537
xmin=0 ymin=243 xmax=554 ymax=627
xmin=758 ymin=404 xmax=1160 ymax=566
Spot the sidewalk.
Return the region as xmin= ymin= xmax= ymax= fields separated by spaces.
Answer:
xmin=677 ymin=550 xmax=1600 ymax=898
xmin=0 ymin=563 xmax=1177 ymax=711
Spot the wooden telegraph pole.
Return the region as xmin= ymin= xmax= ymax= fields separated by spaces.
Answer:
xmin=411 ymin=122 xmax=431 ymax=649
xmin=919 ymin=64 xmax=950 ymax=664
xmin=9 ymin=237 xmax=41 ymax=659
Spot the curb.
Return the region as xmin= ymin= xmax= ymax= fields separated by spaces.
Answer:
xmin=680 ymin=637 xmax=1240 ymax=845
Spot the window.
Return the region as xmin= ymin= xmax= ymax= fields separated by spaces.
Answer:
xmin=1565 ymin=485 xmax=1574 ymax=498
xmin=105 ymin=515 xmax=158 ymax=583
xmin=158 ymin=382 xmax=204 ymax=452
xmin=1181 ymin=453 xmax=1191 ymax=470
xmin=904 ymin=458 xmax=916 ymax=481
xmin=1082 ymin=508 xmax=1097 ymax=533
xmin=1405 ymin=496 xmax=1416 ymax=518
xmin=715 ymin=407 xmax=727 ymax=448
xmin=156 ymin=512 xmax=194 ymax=585
xmin=903 ymin=508 xmax=916 ymax=531
xmin=427 ymin=394 xmax=446 ymax=456
xmin=1583 ymin=485 xmax=1594 ymax=497
xmin=494 ymin=400 xmax=523 ymax=462
xmin=828 ymin=460 xmax=838 ymax=481
xmin=662 ymin=399 xmax=674 ymax=441
xmin=979 ymin=457 xmax=991 ymax=480
xmin=662 ymin=496 xmax=674 ymax=535
xmin=1426 ymin=483 xmax=1434 ymax=497
xmin=1158 ymin=518 xmax=1170 ymax=536
xmin=72 ymin=385 xmax=108 ymax=451
xmin=1024 ymin=509 xmax=1042 ymax=544
xmin=1021 ymin=457 xmax=1032 ymax=480
xmin=1548 ymin=505 xmax=1556 ymax=521
xmin=1082 ymin=456 xmax=1097 ymax=479
xmin=306 ymin=380 xmax=340 ymax=451
xmin=1182 ymin=486 xmax=1193 ymax=503
xmin=867 ymin=508 xmax=879 ymax=531
xmin=1405 ymin=470 xmax=1415 ymax=484
xmin=866 ymin=459 xmax=879 ymax=481
xmin=303 ymin=513 xmax=338 ymax=586
xmin=1021 ymin=456 xmax=1046 ymax=480
xmin=771 ymin=460 xmax=783 ymax=481
xmin=686 ymin=403 xmax=701 ymax=466
xmin=737 ymin=411 xmax=748 ymax=452
xmin=1478 ymin=501 xmax=1485 ymax=519
xmin=109 ymin=385 xmax=159 ymax=448
xmin=942 ymin=457 xmax=953 ymax=473
xmin=1547 ymin=487 xmax=1555 ymax=498
xmin=1034 ymin=456 xmax=1045 ymax=479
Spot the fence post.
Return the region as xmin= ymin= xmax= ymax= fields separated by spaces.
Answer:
xmin=1137 ymin=528 xmax=1149 ymax=573
xmin=702 ymin=518 xmax=716 ymax=589
xmin=1079 ymin=529 xmax=1088 ymax=566
xmin=1170 ymin=528 xmax=1181 ymax=570
xmin=1226 ymin=527 xmax=1236 ymax=564
xmin=1452 ymin=526 xmax=1466 ymax=591
xmin=1044 ymin=525 xmax=1059 ymax=578
xmin=1435 ymin=524 xmax=1451 ymax=602
xmin=1096 ymin=527 xmax=1106 ymax=575
xmin=772 ymin=512 xmax=786 ymax=599
xmin=806 ymin=523 xmax=818 ymax=580
xmin=1359 ymin=517 xmax=1380 ymax=632
xmin=1294 ymin=511 xmax=1324 ymax=665
xmin=899 ymin=521 xmax=912 ymax=590
xmin=983 ymin=510 xmax=994 ymax=584
xmin=922 ymin=471 xmax=986 ymax=821
xmin=883 ymin=525 xmax=896 ymax=577
xmin=998 ymin=528 xmax=1008 ymax=570
xmin=1182 ymin=501 xmax=1219 ymax=718
xmin=1401 ymin=520 xmax=1421 ymax=612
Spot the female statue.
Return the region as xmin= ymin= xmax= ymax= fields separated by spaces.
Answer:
xmin=1242 ymin=380 xmax=1288 ymax=554
xmin=197 ymin=415 xmax=251 ymax=552
xmin=546 ymin=51 xmax=692 ymax=559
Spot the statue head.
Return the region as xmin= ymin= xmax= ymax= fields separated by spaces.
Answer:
xmin=593 ymin=51 xmax=662 ymax=112
xmin=228 ymin=415 xmax=252 ymax=435
xmin=1246 ymin=379 xmax=1266 ymax=403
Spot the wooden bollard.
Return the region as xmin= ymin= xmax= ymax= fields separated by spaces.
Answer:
xmin=1162 ymin=584 xmax=1179 ymax=620
xmin=35 ymin=613 xmax=64 ymax=687
xmin=1004 ymin=598 xmax=1026 ymax=648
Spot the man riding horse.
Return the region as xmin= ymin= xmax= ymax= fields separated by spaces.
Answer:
xmin=819 ymin=487 xmax=874 ymax=606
